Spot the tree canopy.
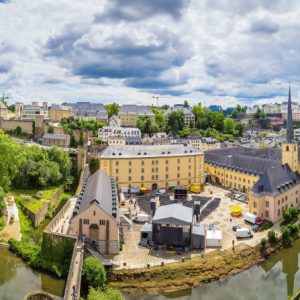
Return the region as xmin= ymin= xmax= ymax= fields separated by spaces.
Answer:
xmin=167 ymin=110 xmax=185 ymax=134
xmin=83 ymin=256 xmax=107 ymax=289
xmin=105 ymin=103 xmax=120 ymax=119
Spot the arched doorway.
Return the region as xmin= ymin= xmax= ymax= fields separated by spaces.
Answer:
xmin=89 ymin=224 xmax=99 ymax=247
xmin=152 ymin=183 xmax=158 ymax=191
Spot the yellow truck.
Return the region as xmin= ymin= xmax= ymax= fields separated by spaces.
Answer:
xmin=188 ymin=183 xmax=201 ymax=194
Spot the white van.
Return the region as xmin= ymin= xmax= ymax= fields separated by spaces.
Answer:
xmin=244 ymin=212 xmax=257 ymax=224
xmin=133 ymin=213 xmax=150 ymax=223
xmin=236 ymin=228 xmax=253 ymax=239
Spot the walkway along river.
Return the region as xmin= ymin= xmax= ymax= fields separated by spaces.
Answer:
xmin=125 ymin=238 xmax=300 ymax=300
xmin=0 ymin=246 xmax=65 ymax=300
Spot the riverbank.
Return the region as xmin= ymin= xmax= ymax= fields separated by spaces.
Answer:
xmin=109 ymin=243 xmax=262 ymax=295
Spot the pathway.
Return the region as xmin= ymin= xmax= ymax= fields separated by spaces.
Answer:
xmin=0 ymin=196 xmax=21 ymax=241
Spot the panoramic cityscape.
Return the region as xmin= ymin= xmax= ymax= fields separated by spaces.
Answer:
xmin=2 ymin=1 xmax=300 ymax=300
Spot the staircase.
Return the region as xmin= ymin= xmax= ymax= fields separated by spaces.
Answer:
xmin=85 ymin=243 xmax=113 ymax=266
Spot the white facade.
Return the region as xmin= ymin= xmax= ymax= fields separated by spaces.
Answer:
xmin=98 ymin=126 xmax=141 ymax=142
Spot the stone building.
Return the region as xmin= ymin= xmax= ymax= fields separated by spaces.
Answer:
xmin=98 ymin=144 xmax=204 ymax=190
xmin=69 ymin=169 xmax=119 ymax=254
xmin=41 ymin=133 xmax=70 ymax=148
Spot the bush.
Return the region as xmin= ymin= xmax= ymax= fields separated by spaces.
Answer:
xmin=260 ymin=238 xmax=267 ymax=249
xmin=283 ymin=210 xmax=292 ymax=223
xmin=83 ymin=257 xmax=107 ymax=289
xmin=281 ymin=226 xmax=291 ymax=248
xmin=289 ymin=207 xmax=299 ymax=218
xmin=267 ymin=230 xmax=277 ymax=244
xmin=87 ymin=287 xmax=124 ymax=300
xmin=288 ymin=224 xmax=299 ymax=237
xmin=262 ymin=221 xmax=273 ymax=230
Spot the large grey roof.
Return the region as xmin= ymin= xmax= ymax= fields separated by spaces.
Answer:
xmin=119 ymin=105 xmax=153 ymax=115
xmin=252 ymin=164 xmax=300 ymax=196
xmin=152 ymin=204 xmax=193 ymax=225
xmin=99 ymin=144 xmax=202 ymax=158
xmin=75 ymin=169 xmax=119 ymax=220
xmin=50 ymin=104 xmax=72 ymax=111
xmin=205 ymin=147 xmax=282 ymax=176
xmin=164 ymin=106 xmax=194 ymax=116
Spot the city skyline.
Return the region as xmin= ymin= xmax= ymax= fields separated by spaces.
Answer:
xmin=1 ymin=0 xmax=300 ymax=107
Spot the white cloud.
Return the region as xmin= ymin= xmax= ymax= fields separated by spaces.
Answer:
xmin=0 ymin=0 xmax=300 ymax=107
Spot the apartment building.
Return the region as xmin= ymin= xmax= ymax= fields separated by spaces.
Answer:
xmin=48 ymin=104 xmax=73 ymax=121
xmin=164 ymin=105 xmax=195 ymax=127
xmin=98 ymin=144 xmax=204 ymax=190
xmin=118 ymin=105 xmax=154 ymax=127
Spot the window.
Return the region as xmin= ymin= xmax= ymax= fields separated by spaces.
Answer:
xmin=83 ymin=219 xmax=89 ymax=225
xmin=177 ymin=159 xmax=180 ymax=163
xmin=116 ymin=161 xmax=119 ymax=166
xmin=152 ymin=175 xmax=155 ymax=180
xmin=253 ymin=202 xmax=257 ymax=208
xmin=152 ymin=160 xmax=155 ymax=165
xmin=99 ymin=220 xmax=106 ymax=226
xmin=166 ymin=160 xmax=169 ymax=164
xmin=166 ymin=167 xmax=168 ymax=171
xmin=156 ymin=168 xmax=158 ymax=172
xmin=128 ymin=176 xmax=131 ymax=181
xmin=156 ymin=160 xmax=158 ymax=164
xmin=141 ymin=161 xmax=144 ymax=166
xmin=188 ymin=158 xmax=191 ymax=163
xmin=141 ymin=168 xmax=144 ymax=173
xmin=265 ymin=210 xmax=269 ymax=218
xmin=141 ymin=176 xmax=144 ymax=181
xmin=116 ymin=168 xmax=119 ymax=174
xmin=189 ymin=165 xmax=191 ymax=170
xmin=156 ymin=175 xmax=158 ymax=180
xmin=266 ymin=201 xmax=269 ymax=208
xmin=278 ymin=200 xmax=280 ymax=206
xmin=177 ymin=173 xmax=180 ymax=178
xmin=129 ymin=161 xmax=132 ymax=166
xmin=116 ymin=176 xmax=119 ymax=181
xmin=177 ymin=166 xmax=180 ymax=171
xmin=189 ymin=172 xmax=191 ymax=177
xmin=285 ymin=196 xmax=288 ymax=201
xmin=166 ymin=174 xmax=169 ymax=179
xmin=278 ymin=209 xmax=280 ymax=216
xmin=93 ymin=211 xmax=96 ymax=216
xmin=129 ymin=168 xmax=132 ymax=173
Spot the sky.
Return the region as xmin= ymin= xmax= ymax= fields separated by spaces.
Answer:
xmin=0 ymin=0 xmax=300 ymax=107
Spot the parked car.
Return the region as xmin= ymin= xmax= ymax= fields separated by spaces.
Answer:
xmin=232 ymin=225 xmax=241 ymax=232
xmin=252 ymin=224 xmax=260 ymax=232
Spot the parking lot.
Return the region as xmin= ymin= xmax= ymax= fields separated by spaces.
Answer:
xmin=114 ymin=184 xmax=274 ymax=269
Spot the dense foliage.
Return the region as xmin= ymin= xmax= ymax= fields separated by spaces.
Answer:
xmin=83 ymin=256 xmax=107 ymax=289
xmin=105 ymin=103 xmax=120 ymax=119
xmin=60 ymin=118 xmax=105 ymax=135
xmin=87 ymin=287 xmax=124 ymax=300
xmin=0 ymin=130 xmax=72 ymax=190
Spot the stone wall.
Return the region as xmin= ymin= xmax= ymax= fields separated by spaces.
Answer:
xmin=0 ymin=119 xmax=34 ymax=134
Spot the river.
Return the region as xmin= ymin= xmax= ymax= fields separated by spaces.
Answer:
xmin=126 ymin=239 xmax=300 ymax=300
xmin=0 ymin=246 xmax=65 ymax=300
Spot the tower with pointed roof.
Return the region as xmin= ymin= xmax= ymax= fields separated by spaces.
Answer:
xmin=282 ymin=86 xmax=298 ymax=172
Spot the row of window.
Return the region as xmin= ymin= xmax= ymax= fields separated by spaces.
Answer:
xmin=83 ymin=219 xmax=106 ymax=225
xmin=126 ymin=172 xmax=193 ymax=181
xmin=115 ymin=165 xmax=192 ymax=174
xmin=115 ymin=158 xmax=194 ymax=167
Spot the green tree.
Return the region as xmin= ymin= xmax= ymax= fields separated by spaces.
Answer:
xmin=223 ymin=118 xmax=236 ymax=134
xmin=105 ymin=103 xmax=120 ymax=119
xmin=167 ymin=111 xmax=185 ymax=134
xmin=136 ymin=116 xmax=158 ymax=134
xmin=8 ymin=104 xmax=15 ymax=112
xmin=87 ymin=288 xmax=124 ymax=300
xmin=154 ymin=112 xmax=166 ymax=131
xmin=283 ymin=210 xmax=292 ymax=223
xmin=281 ymin=226 xmax=291 ymax=248
xmin=267 ymin=230 xmax=277 ymax=244
xmin=183 ymin=100 xmax=189 ymax=108
xmin=83 ymin=257 xmax=107 ymax=289
xmin=260 ymin=238 xmax=267 ymax=249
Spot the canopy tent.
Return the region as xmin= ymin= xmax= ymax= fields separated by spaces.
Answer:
xmin=152 ymin=204 xmax=193 ymax=226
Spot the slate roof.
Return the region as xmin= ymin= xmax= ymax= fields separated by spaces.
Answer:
xmin=74 ymin=170 xmax=119 ymax=221
xmin=119 ymin=105 xmax=154 ymax=115
xmin=252 ymin=164 xmax=300 ymax=196
xmin=67 ymin=102 xmax=108 ymax=120
xmin=164 ymin=106 xmax=194 ymax=116
xmin=50 ymin=104 xmax=72 ymax=111
xmin=99 ymin=144 xmax=201 ymax=158
xmin=205 ymin=147 xmax=282 ymax=176
xmin=152 ymin=204 xmax=193 ymax=226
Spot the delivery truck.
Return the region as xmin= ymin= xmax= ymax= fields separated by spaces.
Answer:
xmin=236 ymin=228 xmax=253 ymax=239
xmin=244 ymin=212 xmax=258 ymax=224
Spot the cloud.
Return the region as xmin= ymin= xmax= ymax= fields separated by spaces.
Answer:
xmin=250 ymin=19 xmax=279 ymax=34
xmin=94 ymin=0 xmax=190 ymax=22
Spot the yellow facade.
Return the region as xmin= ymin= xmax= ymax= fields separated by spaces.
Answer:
xmin=204 ymin=163 xmax=259 ymax=192
xmin=119 ymin=113 xmax=155 ymax=127
xmin=199 ymin=142 xmax=221 ymax=152
xmin=49 ymin=108 xmax=74 ymax=122
xmin=99 ymin=148 xmax=204 ymax=190
xmin=282 ymin=142 xmax=298 ymax=172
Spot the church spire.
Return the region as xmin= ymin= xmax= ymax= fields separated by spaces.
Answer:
xmin=286 ymin=85 xmax=294 ymax=143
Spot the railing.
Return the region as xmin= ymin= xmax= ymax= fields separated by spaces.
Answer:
xmin=63 ymin=238 xmax=84 ymax=300
xmin=85 ymin=242 xmax=113 ymax=266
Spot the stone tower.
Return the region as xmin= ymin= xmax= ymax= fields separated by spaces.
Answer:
xmin=282 ymin=86 xmax=298 ymax=172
